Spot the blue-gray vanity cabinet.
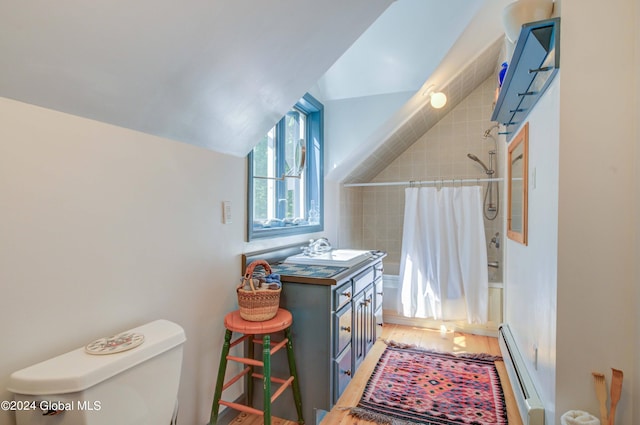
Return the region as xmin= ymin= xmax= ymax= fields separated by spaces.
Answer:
xmin=262 ymin=258 xmax=383 ymax=423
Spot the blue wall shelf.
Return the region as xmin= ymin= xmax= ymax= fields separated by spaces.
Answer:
xmin=491 ymin=17 xmax=560 ymax=142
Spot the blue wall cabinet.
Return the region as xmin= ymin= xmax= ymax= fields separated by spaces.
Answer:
xmin=492 ymin=18 xmax=560 ymax=141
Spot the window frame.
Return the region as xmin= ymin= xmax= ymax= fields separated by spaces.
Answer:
xmin=247 ymin=93 xmax=324 ymax=241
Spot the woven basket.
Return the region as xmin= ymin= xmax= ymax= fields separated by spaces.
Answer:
xmin=237 ymin=260 xmax=281 ymax=321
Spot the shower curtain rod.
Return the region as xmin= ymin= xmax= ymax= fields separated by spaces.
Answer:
xmin=343 ymin=177 xmax=504 ymax=188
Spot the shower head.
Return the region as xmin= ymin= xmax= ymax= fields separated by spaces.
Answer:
xmin=467 ymin=153 xmax=491 ymax=173
xmin=483 ymin=124 xmax=500 ymax=138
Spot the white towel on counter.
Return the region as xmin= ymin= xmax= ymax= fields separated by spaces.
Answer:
xmin=561 ymin=410 xmax=600 ymax=425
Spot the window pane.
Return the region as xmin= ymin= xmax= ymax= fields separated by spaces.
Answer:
xmin=248 ymin=93 xmax=323 ymax=240
xmin=307 ymin=132 xmax=321 ymax=224
xmin=284 ymin=110 xmax=306 ymax=220
xmin=252 ymin=126 xmax=276 ymax=222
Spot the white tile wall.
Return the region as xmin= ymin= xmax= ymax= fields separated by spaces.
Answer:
xmin=342 ymin=77 xmax=504 ymax=282
xmin=342 ymin=38 xmax=504 ymax=184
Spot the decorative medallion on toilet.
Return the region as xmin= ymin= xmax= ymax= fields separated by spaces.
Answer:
xmin=85 ymin=332 xmax=145 ymax=355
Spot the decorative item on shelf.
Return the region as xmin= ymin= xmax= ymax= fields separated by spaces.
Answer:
xmin=498 ymin=62 xmax=508 ymax=87
xmin=237 ymin=259 xmax=282 ymax=321
xmin=495 ymin=61 xmax=509 ymax=103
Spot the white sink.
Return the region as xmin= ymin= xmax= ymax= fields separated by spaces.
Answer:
xmin=284 ymin=249 xmax=372 ymax=267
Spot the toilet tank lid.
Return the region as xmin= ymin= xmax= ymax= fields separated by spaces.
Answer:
xmin=7 ymin=319 xmax=186 ymax=396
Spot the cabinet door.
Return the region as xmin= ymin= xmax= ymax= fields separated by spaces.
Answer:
xmin=353 ymin=267 xmax=374 ymax=295
xmin=374 ymin=306 xmax=383 ymax=342
xmin=374 ymin=278 xmax=383 ymax=313
xmin=333 ymin=345 xmax=352 ymax=404
xmin=334 ymin=280 xmax=353 ymax=311
xmin=373 ymin=261 xmax=384 ymax=281
xmin=352 ymin=291 xmax=366 ymax=370
xmin=374 ymin=279 xmax=383 ymax=340
xmin=333 ymin=303 xmax=352 ymax=357
xmin=364 ymin=285 xmax=375 ymax=354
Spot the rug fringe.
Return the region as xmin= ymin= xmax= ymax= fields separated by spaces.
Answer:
xmin=383 ymin=339 xmax=502 ymax=361
xmin=348 ymin=407 xmax=419 ymax=425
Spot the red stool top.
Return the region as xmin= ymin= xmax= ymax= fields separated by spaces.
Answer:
xmin=224 ymin=308 xmax=293 ymax=334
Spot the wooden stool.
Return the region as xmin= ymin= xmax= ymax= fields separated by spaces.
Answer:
xmin=209 ymin=308 xmax=304 ymax=425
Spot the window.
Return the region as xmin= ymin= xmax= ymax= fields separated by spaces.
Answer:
xmin=248 ymin=93 xmax=323 ymax=240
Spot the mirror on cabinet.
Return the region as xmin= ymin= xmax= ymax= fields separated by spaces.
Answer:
xmin=507 ymin=122 xmax=528 ymax=245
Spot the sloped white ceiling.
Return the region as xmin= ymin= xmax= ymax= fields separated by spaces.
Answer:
xmin=324 ymin=0 xmax=512 ymax=182
xmin=1 ymin=0 xmax=513 ymax=177
xmin=341 ymin=38 xmax=504 ymax=184
xmin=315 ymin=0 xmax=483 ymax=101
xmin=0 ymin=0 xmax=392 ymax=157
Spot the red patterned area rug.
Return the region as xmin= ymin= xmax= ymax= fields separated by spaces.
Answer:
xmin=349 ymin=342 xmax=507 ymax=425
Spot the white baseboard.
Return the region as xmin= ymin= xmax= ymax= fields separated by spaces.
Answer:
xmin=382 ymin=310 xmax=499 ymax=337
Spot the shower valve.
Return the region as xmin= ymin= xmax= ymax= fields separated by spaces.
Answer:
xmin=490 ymin=232 xmax=500 ymax=248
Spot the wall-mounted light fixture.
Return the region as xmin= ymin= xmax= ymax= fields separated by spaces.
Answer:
xmin=423 ymin=85 xmax=447 ymax=109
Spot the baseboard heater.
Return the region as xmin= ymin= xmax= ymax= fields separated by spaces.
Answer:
xmin=498 ymin=324 xmax=545 ymax=425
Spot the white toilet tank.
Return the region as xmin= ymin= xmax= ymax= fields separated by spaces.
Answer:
xmin=7 ymin=319 xmax=186 ymax=425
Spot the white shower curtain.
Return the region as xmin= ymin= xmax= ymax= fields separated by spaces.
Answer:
xmin=398 ymin=186 xmax=489 ymax=324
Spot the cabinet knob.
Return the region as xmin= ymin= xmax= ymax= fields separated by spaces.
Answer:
xmin=342 ymin=291 xmax=351 ymax=298
xmin=340 ymin=326 xmax=351 ymax=332
xmin=342 ymin=369 xmax=352 ymax=376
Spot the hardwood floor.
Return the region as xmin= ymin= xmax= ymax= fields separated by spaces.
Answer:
xmin=230 ymin=323 xmax=523 ymax=425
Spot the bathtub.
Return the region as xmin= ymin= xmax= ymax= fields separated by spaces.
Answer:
xmin=382 ymin=274 xmax=503 ymax=336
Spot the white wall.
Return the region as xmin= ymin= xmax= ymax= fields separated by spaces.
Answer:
xmin=554 ymin=1 xmax=636 ymax=422
xmin=506 ymin=1 xmax=638 ymax=423
xmin=0 ymin=97 xmax=244 ymax=425
xmin=504 ymin=77 xmax=560 ymax=422
xmin=0 ymin=97 xmax=340 ymax=425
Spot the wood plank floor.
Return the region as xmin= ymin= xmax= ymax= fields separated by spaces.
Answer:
xmin=230 ymin=323 xmax=523 ymax=425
